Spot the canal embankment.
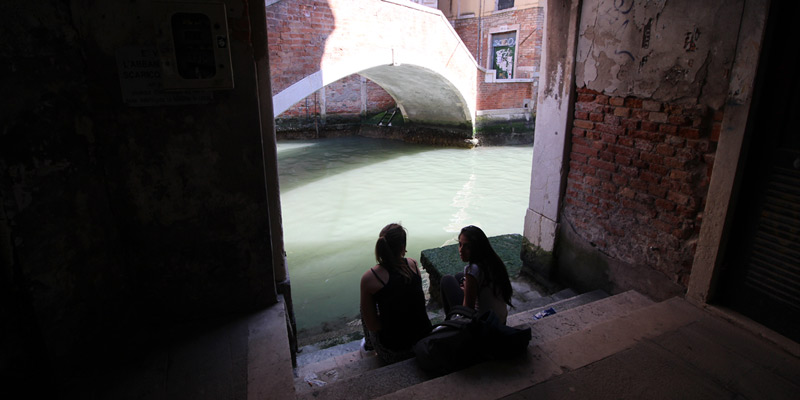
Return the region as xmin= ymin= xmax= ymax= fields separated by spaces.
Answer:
xmin=275 ymin=109 xmax=534 ymax=147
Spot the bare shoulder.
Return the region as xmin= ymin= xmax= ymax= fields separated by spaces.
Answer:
xmin=361 ymin=265 xmax=378 ymax=283
xmin=361 ymin=264 xmax=384 ymax=294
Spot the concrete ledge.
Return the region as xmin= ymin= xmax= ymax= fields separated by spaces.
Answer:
xmin=420 ymin=234 xmax=524 ymax=304
xmin=247 ymin=296 xmax=295 ymax=400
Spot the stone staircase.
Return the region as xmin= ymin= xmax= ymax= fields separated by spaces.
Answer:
xmin=292 ymin=289 xmax=658 ymax=399
xmin=67 ymin=286 xmax=800 ymax=399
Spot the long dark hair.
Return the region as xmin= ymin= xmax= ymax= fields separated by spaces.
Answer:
xmin=460 ymin=225 xmax=512 ymax=306
xmin=375 ymin=223 xmax=411 ymax=280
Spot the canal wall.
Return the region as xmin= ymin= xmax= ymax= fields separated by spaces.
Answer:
xmin=276 ymin=123 xmax=478 ymax=148
xmin=275 ymin=117 xmax=532 ymax=147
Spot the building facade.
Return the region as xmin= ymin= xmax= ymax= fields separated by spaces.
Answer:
xmin=267 ymin=0 xmax=544 ymax=143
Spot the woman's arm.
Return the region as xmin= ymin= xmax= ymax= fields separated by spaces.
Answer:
xmin=462 ymin=273 xmax=478 ymax=309
xmin=360 ymin=269 xmax=382 ymax=332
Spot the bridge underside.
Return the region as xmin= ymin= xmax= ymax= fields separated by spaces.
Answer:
xmin=359 ymin=64 xmax=472 ymax=129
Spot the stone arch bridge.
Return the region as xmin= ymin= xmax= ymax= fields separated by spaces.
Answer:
xmin=267 ymin=0 xmax=481 ymax=130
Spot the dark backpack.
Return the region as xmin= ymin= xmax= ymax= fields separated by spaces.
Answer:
xmin=413 ymin=306 xmax=531 ymax=375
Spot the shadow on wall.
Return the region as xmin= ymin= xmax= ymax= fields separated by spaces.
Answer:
xmin=554 ymin=215 xmax=686 ymax=302
xmin=267 ymin=0 xmax=348 ymax=130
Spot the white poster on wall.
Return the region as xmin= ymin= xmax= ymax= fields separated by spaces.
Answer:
xmin=116 ymin=46 xmax=213 ymax=107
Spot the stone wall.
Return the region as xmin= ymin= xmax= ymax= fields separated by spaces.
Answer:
xmin=1 ymin=0 xmax=278 ymax=387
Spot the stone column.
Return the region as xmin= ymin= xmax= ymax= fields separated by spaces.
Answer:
xmin=524 ymin=0 xmax=582 ymax=253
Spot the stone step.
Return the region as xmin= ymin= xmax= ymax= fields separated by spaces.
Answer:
xmin=508 ymin=288 xmax=608 ymax=323
xmin=294 ymin=277 xmax=548 ymax=373
xmin=294 ymin=343 xmax=385 ymax=395
xmin=294 ymin=290 xmax=654 ymax=399
xmin=380 ymin=296 xmax=704 ymax=400
xmin=292 ymin=288 xmax=586 ymax=392
xmin=296 ymin=337 xmax=363 ymax=367
xmin=508 ymin=290 xmax=652 ymax=341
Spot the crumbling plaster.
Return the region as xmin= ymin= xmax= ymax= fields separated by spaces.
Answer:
xmin=576 ymin=0 xmax=743 ymax=109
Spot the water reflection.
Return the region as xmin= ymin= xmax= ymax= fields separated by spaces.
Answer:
xmin=277 ymin=137 xmax=533 ymax=333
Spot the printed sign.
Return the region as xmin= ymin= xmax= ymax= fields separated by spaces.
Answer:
xmin=116 ymin=46 xmax=213 ymax=106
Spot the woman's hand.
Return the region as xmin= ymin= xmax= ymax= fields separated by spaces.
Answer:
xmin=462 ymin=273 xmax=478 ymax=309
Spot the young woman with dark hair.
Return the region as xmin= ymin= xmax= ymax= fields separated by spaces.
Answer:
xmin=360 ymin=223 xmax=432 ymax=363
xmin=440 ymin=225 xmax=513 ymax=324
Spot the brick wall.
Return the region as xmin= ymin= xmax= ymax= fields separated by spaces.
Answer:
xmin=366 ymin=79 xmax=396 ymax=114
xmin=267 ymin=1 xmax=394 ymax=120
xmin=265 ymin=0 xmax=333 ymax=95
xmin=324 ymin=75 xmax=361 ymax=115
xmin=452 ymin=18 xmax=480 ymax=57
xmin=451 ymin=8 xmax=544 ymax=76
xmin=452 ymin=7 xmax=543 ymax=111
xmin=477 ymin=79 xmax=532 ymax=109
xmin=279 ymin=76 xmax=396 ymax=119
xmin=564 ymin=88 xmax=722 ymax=286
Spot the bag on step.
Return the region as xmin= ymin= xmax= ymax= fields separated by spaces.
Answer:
xmin=413 ymin=305 xmax=531 ymax=375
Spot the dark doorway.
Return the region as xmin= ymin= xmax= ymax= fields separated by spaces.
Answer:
xmin=717 ymin=1 xmax=800 ymax=342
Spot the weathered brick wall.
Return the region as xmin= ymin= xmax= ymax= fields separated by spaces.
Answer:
xmin=477 ymin=80 xmax=532 ymax=109
xmin=326 ymin=76 xmax=363 ymax=114
xmin=265 ymin=0 xmax=333 ymax=95
xmin=452 ymin=8 xmax=544 ymax=74
xmin=266 ymin=1 xmax=394 ymax=119
xmin=268 ymin=1 xmax=543 ymax=121
xmin=564 ymin=88 xmax=722 ymax=286
xmin=452 ymin=18 xmax=480 ymax=57
xmin=279 ymin=76 xmax=396 ymax=119
xmin=452 ymin=7 xmax=543 ymax=111
xmin=366 ymin=79 xmax=396 ymax=114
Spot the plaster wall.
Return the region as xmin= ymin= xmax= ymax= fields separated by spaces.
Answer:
xmin=442 ymin=0 xmax=542 ymax=18
xmin=576 ymin=0 xmax=742 ymax=110
xmin=0 ymin=0 xmax=278 ymax=381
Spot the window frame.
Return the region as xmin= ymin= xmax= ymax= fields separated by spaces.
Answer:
xmin=496 ymin=0 xmax=515 ymax=11
xmin=487 ymin=28 xmax=520 ymax=81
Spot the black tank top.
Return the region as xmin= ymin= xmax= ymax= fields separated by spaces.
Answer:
xmin=371 ymin=259 xmax=432 ymax=350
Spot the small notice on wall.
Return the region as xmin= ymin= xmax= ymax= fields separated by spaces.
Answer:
xmin=116 ymin=46 xmax=213 ymax=106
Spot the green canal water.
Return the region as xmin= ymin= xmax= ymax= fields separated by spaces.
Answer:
xmin=277 ymin=137 xmax=533 ymax=334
